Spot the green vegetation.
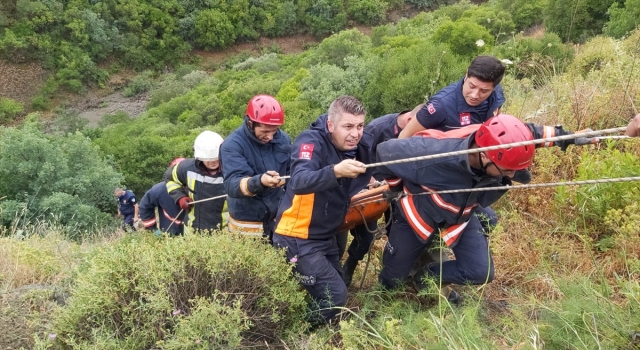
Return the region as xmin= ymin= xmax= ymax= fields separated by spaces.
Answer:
xmin=0 ymin=0 xmax=639 ymax=348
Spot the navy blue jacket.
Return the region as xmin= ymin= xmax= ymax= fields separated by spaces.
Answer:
xmin=117 ymin=190 xmax=137 ymax=215
xmin=366 ymin=111 xmax=410 ymax=180
xmin=275 ymin=114 xmax=374 ymax=240
xmin=220 ymin=122 xmax=291 ymax=223
xmin=416 ymin=78 xmax=505 ymax=131
xmin=378 ymin=123 xmax=579 ymax=246
xmin=139 ymin=182 xmax=184 ymax=235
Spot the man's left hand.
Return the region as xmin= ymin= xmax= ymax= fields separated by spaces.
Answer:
xmin=574 ymin=128 xmax=600 ymax=146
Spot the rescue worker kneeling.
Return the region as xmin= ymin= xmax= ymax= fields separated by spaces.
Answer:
xmin=272 ymin=96 xmax=373 ymax=326
xmin=377 ymin=114 xmax=597 ymax=297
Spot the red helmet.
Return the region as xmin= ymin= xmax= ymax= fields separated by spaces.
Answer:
xmin=169 ymin=157 xmax=186 ymax=167
xmin=475 ymin=114 xmax=535 ymax=170
xmin=246 ymin=95 xmax=284 ymax=125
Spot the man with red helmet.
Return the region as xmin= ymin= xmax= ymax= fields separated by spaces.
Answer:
xmin=219 ymin=95 xmax=291 ymax=241
xmin=376 ymin=114 xmax=596 ymax=295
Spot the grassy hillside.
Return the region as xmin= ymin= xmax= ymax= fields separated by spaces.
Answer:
xmin=1 ymin=0 xmax=640 ymax=348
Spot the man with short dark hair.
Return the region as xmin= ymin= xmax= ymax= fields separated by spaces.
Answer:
xmin=340 ymin=104 xmax=422 ymax=287
xmin=399 ymin=55 xmax=506 ymax=138
xmin=273 ymin=95 xmax=373 ymax=326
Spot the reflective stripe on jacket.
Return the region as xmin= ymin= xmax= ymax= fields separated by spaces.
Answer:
xmin=220 ymin=122 xmax=291 ymax=223
xmin=166 ymin=158 xmax=225 ymax=231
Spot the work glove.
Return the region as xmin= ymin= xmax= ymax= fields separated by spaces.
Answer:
xmin=512 ymin=169 xmax=531 ymax=184
xmin=178 ymin=196 xmax=193 ymax=210
xmin=560 ymin=127 xmax=599 ymax=151
xmin=382 ymin=188 xmax=405 ymax=202
xmin=574 ymin=128 xmax=598 ymax=146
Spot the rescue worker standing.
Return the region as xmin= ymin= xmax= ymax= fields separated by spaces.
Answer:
xmin=139 ymin=158 xmax=186 ymax=236
xmin=115 ymin=187 xmax=139 ymax=231
xmin=166 ymin=131 xmax=226 ymax=234
xmin=273 ymin=95 xmax=373 ymax=326
xmin=220 ymin=95 xmax=291 ymax=241
xmin=377 ymin=115 xmax=597 ymax=294
xmin=341 ymin=105 xmax=420 ymax=286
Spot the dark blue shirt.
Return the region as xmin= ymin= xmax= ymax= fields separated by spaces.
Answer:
xmin=117 ymin=190 xmax=137 ymax=215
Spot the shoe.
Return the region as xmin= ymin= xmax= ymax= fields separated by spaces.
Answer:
xmin=342 ymin=257 xmax=359 ymax=287
xmin=440 ymin=285 xmax=462 ymax=306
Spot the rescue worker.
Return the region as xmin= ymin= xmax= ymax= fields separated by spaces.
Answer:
xmin=341 ymin=105 xmax=420 ymax=287
xmin=166 ymin=131 xmax=226 ymax=234
xmin=115 ymin=187 xmax=139 ymax=231
xmin=272 ymin=95 xmax=373 ymax=326
xmin=377 ymin=114 xmax=597 ymax=296
xmin=399 ymin=55 xmax=507 ymax=138
xmin=220 ymin=95 xmax=291 ymax=241
xmin=139 ymin=158 xmax=186 ymax=236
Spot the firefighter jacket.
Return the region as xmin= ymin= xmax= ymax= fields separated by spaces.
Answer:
xmin=365 ymin=111 xmax=409 ymax=180
xmin=220 ymin=122 xmax=291 ymax=223
xmin=416 ymin=77 xmax=505 ymax=131
xmin=166 ymin=158 xmax=225 ymax=230
xmin=117 ymin=190 xmax=137 ymax=215
xmin=139 ymin=182 xmax=184 ymax=235
xmin=274 ymin=114 xmax=374 ymax=240
xmin=377 ymin=123 xmax=582 ymax=246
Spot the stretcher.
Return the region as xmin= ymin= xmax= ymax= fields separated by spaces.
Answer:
xmin=340 ymin=184 xmax=389 ymax=231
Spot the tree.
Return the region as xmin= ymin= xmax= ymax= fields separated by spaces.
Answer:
xmin=195 ymin=9 xmax=236 ymax=50
xmin=604 ymin=0 xmax=640 ymax=38
xmin=432 ymin=19 xmax=495 ymax=58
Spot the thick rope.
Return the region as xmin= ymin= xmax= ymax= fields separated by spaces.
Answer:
xmin=410 ymin=176 xmax=640 ymax=195
xmin=364 ymin=126 xmax=626 ymax=169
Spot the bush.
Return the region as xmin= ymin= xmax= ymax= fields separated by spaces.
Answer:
xmin=603 ymin=0 xmax=640 ymax=38
xmin=0 ymin=97 xmax=24 ymax=123
xmin=313 ymin=28 xmax=372 ymax=68
xmin=123 ymin=70 xmax=156 ymax=98
xmin=432 ymin=19 xmax=494 ymax=58
xmin=347 ymin=0 xmax=388 ymax=26
xmin=494 ymin=32 xmax=574 ymax=80
xmin=299 ymin=0 xmax=347 ymax=38
xmin=51 ymin=234 xmax=308 ymax=349
xmin=195 ymin=9 xmax=236 ymax=50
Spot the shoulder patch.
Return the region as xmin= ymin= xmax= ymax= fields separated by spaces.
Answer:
xmin=427 ymin=103 xmax=436 ymax=114
xmin=299 ymin=144 xmax=314 ymax=160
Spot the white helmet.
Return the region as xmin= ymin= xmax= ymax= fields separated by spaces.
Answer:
xmin=193 ymin=131 xmax=224 ymax=161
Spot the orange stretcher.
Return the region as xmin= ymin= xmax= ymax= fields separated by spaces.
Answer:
xmin=340 ymin=184 xmax=389 ymax=231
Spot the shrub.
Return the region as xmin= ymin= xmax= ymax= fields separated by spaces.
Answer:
xmin=123 ymin=70 xmax=156 ymax=98
xmin=494 ymin=32 xmax=574 ymax=80
xmin=0 ymin=97 xmax=24 ymax=123
xmin=603 ymin=0 xmax=640 ymax=38
xmin=299 ymin=0 xmax=347 ymax=38
xmin=432 ymin=19 xmax=494 ymax=58
xmin=347 ymin=0 xmax=388 ymax=26
xmin=313 ymin=28 xmax=372 ymax=68
xmin=51 ymin=234 xmax=308 ymax=349
xmin=195 ymin=9 xmax=236 ymax=50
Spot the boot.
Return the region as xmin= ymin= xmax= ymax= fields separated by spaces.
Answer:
xmin=342 ymin=257 xmax=359 ymax=287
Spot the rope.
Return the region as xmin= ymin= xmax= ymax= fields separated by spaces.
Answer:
xmin=409 ymin=176 xmax=640 ymax=196
xmin=364 ymin=126 xmax=627 ymax=169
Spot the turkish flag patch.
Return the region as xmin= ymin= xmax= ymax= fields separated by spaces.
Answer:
xmin=299 ymin=143 xmax=314 ymax=159
xmin=427 ymin=103 xmax=436 ymax=114
xmin=459 ymin=112 xmax=471 ymax=126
